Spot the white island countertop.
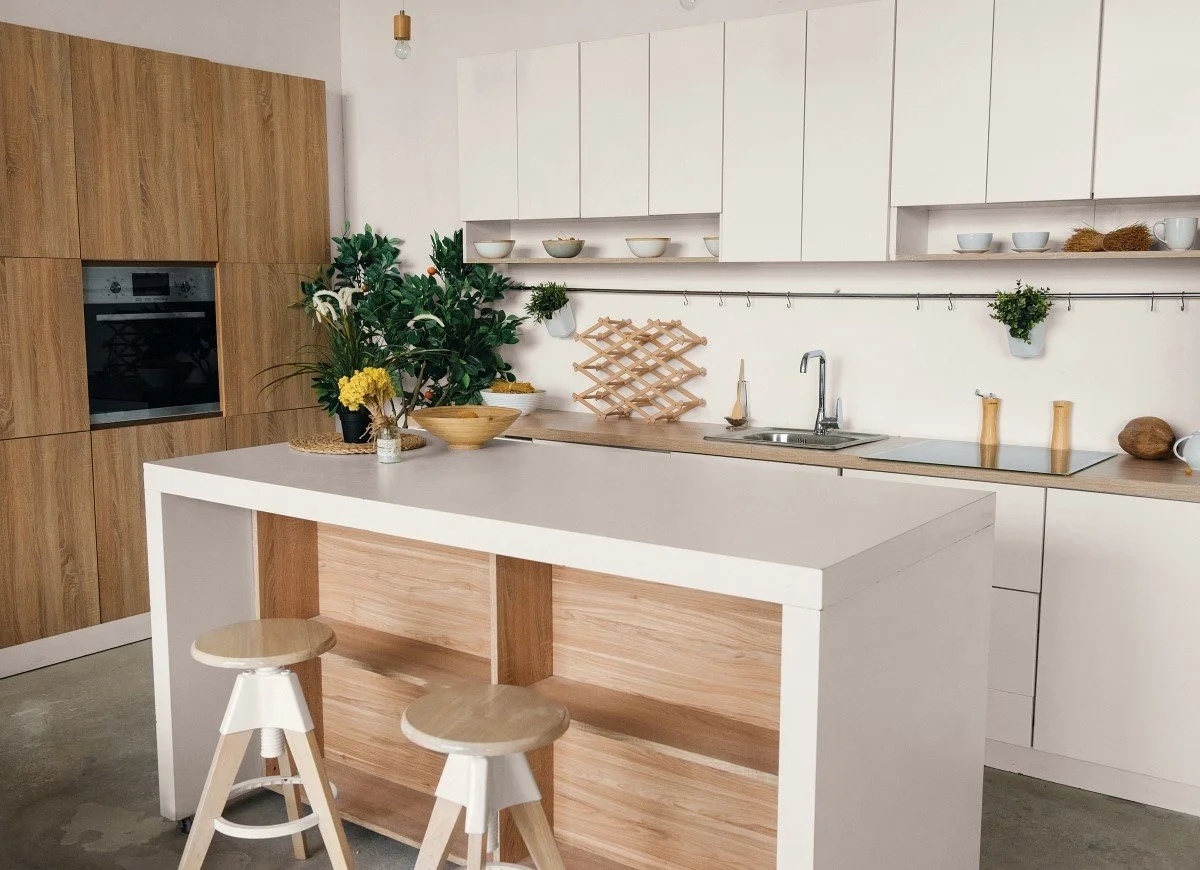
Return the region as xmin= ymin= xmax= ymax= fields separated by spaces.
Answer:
xmin=145 ymin=438 xmax=994 ymax=610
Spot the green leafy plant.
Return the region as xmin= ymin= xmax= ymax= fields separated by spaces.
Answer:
xmin=525 ymin=282 xmax=569 ymax=323
xmin=989 ymin=280 xmax=1053 ymax=343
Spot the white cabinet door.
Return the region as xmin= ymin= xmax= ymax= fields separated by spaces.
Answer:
xmin=843 ymin=470 xmax=1045 ymax=593
xmin=721 ymin=12 xmax=806 ymax=262
xmin=892 ymin=0 xmax=994 ymax=206
xmin=671 ymin=452 xmax=838 ymax=478
xmin=457 ymin=52 xmax=518 ymax=221
xmin=517 ymin=43 xmax=579 ymax=220
xmin=581 ymin=34 xmax=649 ymax=219
xmin=650 ymin=23 xmax=724 ymax=215
xmin=1094 ymin=0 xmax=1200 ymax=199
xmin=802 ymin=0 xmax=894 ymax=262
xmin=1036 ymin=490 xmax=1200 ymax=787
xmin=987 ymin=0 xmax=1101 ymax=204
xmin=989 ymin=587 xmax=1038 ymax=697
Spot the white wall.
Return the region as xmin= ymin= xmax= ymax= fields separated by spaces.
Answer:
xmin=343 ymin=1 xmax=1200 ymax=451
xmin=0 ymin=0 xmax=346 ymax=235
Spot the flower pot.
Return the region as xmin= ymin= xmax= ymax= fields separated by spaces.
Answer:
xmin=1008 ymin=321 xmax=1047 ymax=359
xmin=336 ymin=406 xmax=372 ymax=443
xmin=545 ymin=302 xmax=576 ymax=339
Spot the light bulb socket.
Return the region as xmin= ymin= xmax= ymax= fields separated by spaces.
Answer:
xmin=394 ymin=11 xmax=411 ymax=41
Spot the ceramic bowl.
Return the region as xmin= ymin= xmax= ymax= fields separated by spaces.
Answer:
xmin=411 ymin=405 xmax=521 ymax=450
xmin=1012 ymin=231 xmax=1050 ymax=251
xmin=542 ymin=238 xmax=584 ymax=258
xmin=956 ymin=232 xmax=994 ymax=252
xmin=473 ymin=240 xmax=515 ymax=259
xmin=480 ymin=389 xmax=546 ymax=415
xmin=704 ymin=236 xmax=720 ymax=257
xmin=626 ymin=237 xmax=670 ymax=258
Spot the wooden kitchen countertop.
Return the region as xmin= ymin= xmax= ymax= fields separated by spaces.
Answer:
xmin=508 ymin=410 xmax=1200 ymax=504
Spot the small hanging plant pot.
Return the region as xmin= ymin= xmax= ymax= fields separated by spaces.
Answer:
xmin=989 ymin=280 xmax=1052 ymax=360
xmin=526 ymin=282 xmax=575 ymax=339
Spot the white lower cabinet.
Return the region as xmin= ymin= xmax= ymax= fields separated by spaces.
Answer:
xmin=1035 ymin=490 xmax=1200 ymax=787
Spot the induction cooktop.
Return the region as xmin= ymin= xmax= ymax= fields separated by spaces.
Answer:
xmin=865 ymin=440 xmax=1116 ymax=476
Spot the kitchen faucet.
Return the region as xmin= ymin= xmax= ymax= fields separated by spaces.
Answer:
xmin=800 ymin=349 xmax=841 ymax=435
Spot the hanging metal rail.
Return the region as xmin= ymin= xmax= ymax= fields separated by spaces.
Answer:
xmin=527 ymin=287 xmax=1200 ymax=311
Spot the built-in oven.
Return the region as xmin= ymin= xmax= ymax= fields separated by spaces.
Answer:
xmin=83 ymin=265 xmax=220 ymax=426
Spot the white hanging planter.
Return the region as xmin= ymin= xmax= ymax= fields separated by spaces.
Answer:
xmin=545 ymin=302 xmax=576 ymax=339
xmin=1007 ymin=321 xmax=1047 ymax=359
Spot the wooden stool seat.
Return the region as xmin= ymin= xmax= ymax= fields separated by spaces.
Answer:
xmin=191 ymin=618 xmax=336 ymax=669
xmin=402 ymin=684 xmax=569 ymax=757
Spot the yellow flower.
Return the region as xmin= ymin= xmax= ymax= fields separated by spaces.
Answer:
xmin=338 ymin=367 xmax=395 ymax=412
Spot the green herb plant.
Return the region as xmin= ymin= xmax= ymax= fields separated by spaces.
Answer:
xmin=525 ymin=282 xmax=569 ymax=323
xmin=989 ymin=280 xmax=1053 ymax=344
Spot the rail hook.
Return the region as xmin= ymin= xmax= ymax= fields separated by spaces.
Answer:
xmin=916 ymin=292 xmax=921 ymax=311
xmin=947 ymin=294 xmax=954 ymax=311
xmin=1182 ymin=292 xmax=1187 ymax=313
xmin=682 ymin=290 xmax=689 ymax=306
xmin=718 ymin=290 xmax=724 ymax=307
xmin=1067 ymin=292 xmax=1073 ymax=312
xmin=745 ymin=291 xmax=752 ymax=309
xmin=786 ymin=291 xmax=792 ymax=309
xmin=1150 ymin=293 xmax=1156 ymax=313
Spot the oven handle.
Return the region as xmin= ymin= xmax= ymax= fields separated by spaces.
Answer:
xmin=94 ymin=311 xmax=208 ymax=322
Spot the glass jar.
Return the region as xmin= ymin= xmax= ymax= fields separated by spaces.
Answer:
xmin=376 ymin=422 xmax=402 ymax=464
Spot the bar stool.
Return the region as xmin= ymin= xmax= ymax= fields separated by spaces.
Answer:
xmin=179 ymin=618 xmax=355 ymax=870
xmin=404 ymin=684 xmax=570 ymax=870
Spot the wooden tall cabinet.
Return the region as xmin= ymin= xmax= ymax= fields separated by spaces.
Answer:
xmin=70 ymin=39 xmax=218 ymax=261
xmin=0 ymin=258 xmax=89 ymax=440
xmin=0 ymin=24 xmax=79 ymax=259
xmin=214 ymin=66 xmax=329 ymax=263
xmin=0 ymin=433 xmax=99 ymax=648
xmin=225 ymin=408 xmax=330 ymax=450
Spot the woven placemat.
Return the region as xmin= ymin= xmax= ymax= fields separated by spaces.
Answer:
xmin=288 ymin=432 xmax=427 ymax=455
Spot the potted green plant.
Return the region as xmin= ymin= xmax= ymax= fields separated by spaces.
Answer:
xmin=525 ymin=282 xmax=574 ymax=338
xmin=989 ymin=280 xmax=1053 ymax=359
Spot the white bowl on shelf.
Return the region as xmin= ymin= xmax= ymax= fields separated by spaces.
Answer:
xmin=542 ymin=239 xmax=584 ymax=258
xmin=704 ymin=236 xmax=720 ymax=257
xmin=473 ymin=240 xmax=515 ymax=259
xmin=956 ymin=232 xmax=993 ymax=253
xmin=626 ymin=237 xmax=670 ymax=258
xmin=480 ymin=389 xmax=545 ymax=415
xmin=1012 ymin=231 xmax=1051 ymax=251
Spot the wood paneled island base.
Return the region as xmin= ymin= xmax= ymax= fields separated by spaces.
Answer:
xmin=145 ymin=441 xmax=995 ymax=869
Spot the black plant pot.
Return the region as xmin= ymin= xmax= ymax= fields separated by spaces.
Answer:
xmin=336 ymin=407 xmax=372 ymax=444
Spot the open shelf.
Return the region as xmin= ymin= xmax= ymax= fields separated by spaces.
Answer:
xmin=317 ymin=617 xmax=490 ymax=690
xmin=899 ymin=249 xmax=1200 ymax=262
xmin=466 ymin=255 xmax=719 ymax=265
xmin=532 ymin=675 xmax=779 ymax=781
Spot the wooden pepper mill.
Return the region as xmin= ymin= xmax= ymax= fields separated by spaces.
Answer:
xmin=978 ymin=391 xmax=1000 ymax=468
xmin=1050 ymin=400 xmax=1073 ymax=473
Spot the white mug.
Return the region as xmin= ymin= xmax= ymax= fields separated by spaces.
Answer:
xmin=1174 ymin=431 xmax=1200 ymax=470
xmin=1152 ymin=217 xmax=1198 ymax=251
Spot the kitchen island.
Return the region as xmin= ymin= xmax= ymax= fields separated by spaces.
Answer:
xmin=146 ymin=438 xmax=995 ymax=869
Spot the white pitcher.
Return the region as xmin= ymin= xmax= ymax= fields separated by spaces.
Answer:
xmin=1174 ymin=431 xmax=1200 ymax=470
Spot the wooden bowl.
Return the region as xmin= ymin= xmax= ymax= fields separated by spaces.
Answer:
xmin=411 ymin=405 xmax=521 ymax=450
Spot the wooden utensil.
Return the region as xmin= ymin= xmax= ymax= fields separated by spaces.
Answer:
xmin=730 ymin=359 xmax=746 ymax=420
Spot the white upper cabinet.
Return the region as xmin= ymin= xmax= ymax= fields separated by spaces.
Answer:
xmin=581 ymin=34 xmax=649 ymax=219
xmin=1094 ymin=0 xmax=1200 ymax=200
xmin=721 ymin=12 xmax=806 ymax=262
xmin=802 ymin=0 xmax=895 ymax=262
xmin=892 ymin=0 xmax=994 ymax=207
xmin=650 ymin=23 xmax=724 ymax=215
xmin=457 ymin=52 xmax=518 ymax=222
xmin=517 ymin=43 xmax=580 ymax=220
xmin=987 ymin=0 xmax=1101 ymax=204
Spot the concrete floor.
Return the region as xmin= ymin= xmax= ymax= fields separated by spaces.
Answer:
xmin=2 ymin=643 xmax=1198 ymax=869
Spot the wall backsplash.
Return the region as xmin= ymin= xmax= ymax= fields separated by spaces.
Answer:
xmin=339 ymin=0 xmax=1200 ymax=452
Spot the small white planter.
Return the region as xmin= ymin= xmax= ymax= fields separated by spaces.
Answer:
xmin=1007 ymin=321 xmax=1047 ymax=359
xmin=545 ymin=302 xmax=576 ymax=339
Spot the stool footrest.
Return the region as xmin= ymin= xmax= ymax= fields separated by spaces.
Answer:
xmin=211 ymin=775 xmax=338 ymax=841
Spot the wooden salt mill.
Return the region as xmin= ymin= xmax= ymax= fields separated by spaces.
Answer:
xmin=977 ymin=390 xmax=1000 ymax=468
xmin=1050 ymin=400 xmax=1073 ymax=474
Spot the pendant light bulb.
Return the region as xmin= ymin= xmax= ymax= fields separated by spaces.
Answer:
xmin=394 ymin=10 xmax=412 ymax=60
xmin=679 ymin=0 xmax=698 ymax=9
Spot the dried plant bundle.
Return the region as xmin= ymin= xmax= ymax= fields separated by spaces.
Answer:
xmin=1102 ymin=223 xmax=1154 ymax=252
xmin=1063 ymin=227 xmax=1104 ymax=253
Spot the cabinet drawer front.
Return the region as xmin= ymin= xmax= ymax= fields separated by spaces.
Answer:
xmin=989 ymin=588 xmax=1038 ymax=697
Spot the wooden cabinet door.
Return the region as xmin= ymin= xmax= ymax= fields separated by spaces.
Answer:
xmin=649 ymin=23 xmax=724 ymax=215
xmin=71 ymin=38 xmax=218 ymax=261
xmin=225 ymin=407 xmax=331 ymax=449
xmin=517 ymin=43 xmax=580 ymax=220
xmin=0 ymin=432 xmax=99 ymax=647
xmin=92 ymin=417 xmax=226 ymax=622
xmin=987 ymin=0 xmax=1100 ymax=204
xmin=0 ymin=24 xmax=79 ymax=258
xmin=581 ymin=34 xmax=649 ymax=219
xmin=802 ymin=0 xmax=894 ymax=262
xmin=215 ymin=66 xmax=329 ymax=263
xmin=458 ymin=52 xmax=518 ymax=222
xmin=721 ymin=12 xmax=806 ymax=263
xmin=0 ymin=258 xmax=89 ymax=439
xmin=217 ymin=263 xmax=322 ymax=416
xmin=1036 ymin=490 xmax=1200 ymax=786
xmin=1094 ymin=0 xmax=1200 ymax=199
xmin=892 ymin=0 xmax=994 ymax=206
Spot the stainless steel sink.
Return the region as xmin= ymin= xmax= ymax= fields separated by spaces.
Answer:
xmin=704 ymin=428 xmax=888 ymax=451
